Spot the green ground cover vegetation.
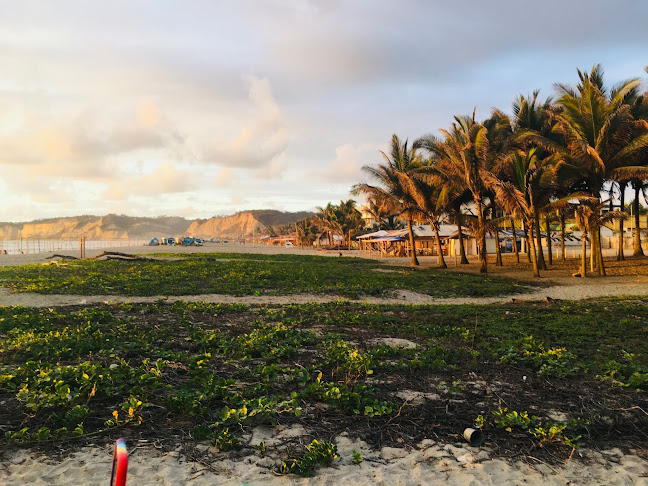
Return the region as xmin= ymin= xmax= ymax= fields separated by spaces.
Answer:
xmin=0 ymin=253 xmax=538 ymax=298
xmin=1 ymin=297 xmax=646 ymax=469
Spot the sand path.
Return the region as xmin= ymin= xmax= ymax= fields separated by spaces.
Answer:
xmin=1 ymin=277 xmax=647 ymax=308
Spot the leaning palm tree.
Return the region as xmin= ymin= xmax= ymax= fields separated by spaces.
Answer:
xmin=407 ymin=174 xmax=448 ymax=268
xmin=416 ymin=114 xmax=493 ymax=273
xmin=353 ymin=135 xmax=423 ymax=266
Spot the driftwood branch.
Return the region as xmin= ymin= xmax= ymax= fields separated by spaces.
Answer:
xmin=47 ymin=254 xmax=79 ymax=260
xmin=88 ymin=251 xmax=155 ymax=261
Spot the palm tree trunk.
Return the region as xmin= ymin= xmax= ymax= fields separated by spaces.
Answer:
xmin=523 ymin=225 xmax=531 ymax=262
xmin=580 ymin=228 xmax=588 ymax=277
xmin=456 ymin=213 xmax=469 ymax=264
xmin=560 ymin=212 xmax=566 ymax=262
xmin=534 ymin=215 xmax=547 ymax=270
xmin=406 ymin=218 xmax=419 ymax=266
xmin=589 ymin=223 xmax=595 ymax=273
xmin=510 ymin=217 xmax=520 ymax=263
xmin=526 ymin=219 xmax=540 ymax=277
xmin=493 ymin=221 xmax=503 ymax=267
xmin=494 ymin=229 xmax=503 ymax=266
xmin=634 ymin=183 xmax=644 ymax=256
xmin=617 ymin=184 xmax=625 ymax=261
xmin=596 ymin=227 xmax=606 ymax=276
xmin=476 ymin=200 xmax=487 ymax=273
xmin=433 ymin=222 xmax=447 ymax=269
xmin=545 ymin=215 xmax=552 ymax=266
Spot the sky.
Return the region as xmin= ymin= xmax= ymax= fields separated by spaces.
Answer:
xmin=1 ymin=0 xmax=647 ymax=222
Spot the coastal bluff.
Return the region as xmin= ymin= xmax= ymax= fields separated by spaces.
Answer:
xmin=187 ymin=210 xmax=311 ymax=238
xmin=0 ymin=210 xmax=311 ymax=240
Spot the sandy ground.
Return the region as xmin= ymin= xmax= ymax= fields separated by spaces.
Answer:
xmin=2 ymin=243 xmax=648 ymax=485
xmin=0 ymin=242 xmax=647 ymax=307
xmin=1 ymin=429 xmax=647 ymax=485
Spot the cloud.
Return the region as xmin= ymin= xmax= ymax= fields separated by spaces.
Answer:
xmin=215 ymin=167 xmax=236 ymax=187
xmin=0 ymin=99 xmax=172 ymax=179
xmin=310 ymin=143 xmax=376 ymax=184
xmin=201 ymin=76 xmax=288 ymax=169
xmin=102 ymin=162 xmax=199 ymax=200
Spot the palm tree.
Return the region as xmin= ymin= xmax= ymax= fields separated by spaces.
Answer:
xmin=353 ymin=135 xmax=424 ymax=266
xmin=442 ymin=188 xmax=472 ymax=265
xmin=485 ymin=149 xmax=554 ymax=277
xmin=574 ymin=199 xmax=626 ymax=276
xmin=416 ymin=114 xmax=492 ymax=273
xmin=510 ymin=91 xmax=559 ymax=269
xmin=381 ymin=214 xmax=406 ymax=230
xmin=484 ymin=109 xmax=514 ymax=267
xmin=315 ymin=202 xmax=342 ymax=248
xmin=295 ymin=218 xmax=318 ymax=249
xmin=407 ymin=174 xmax=448 ymax=268
xmin=364 ymin=196 xmax=392 ymax=230
xmin=550 ymin=65 xmax=648 ymax=275
xmin=336 ymin=199 xmax=365 ymax=248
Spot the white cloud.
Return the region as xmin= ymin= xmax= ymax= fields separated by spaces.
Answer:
xmin=310 ymin=143 xmax=376 ymax=184
xmin=201 ymin=76 xmax=288 ymax=169
xmin=102 ymin=162 xmax=199 ymax=200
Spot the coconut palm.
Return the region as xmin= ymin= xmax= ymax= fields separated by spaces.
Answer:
xmin=440 ymin=187 xmax=472 ymax=265
xmin=336 ymin=199 xmax=365 ymax=248
xmin=485 ymin=149 xmax=554 ymax=277
xmin=407 ymin=174 xmax=448 ymax=268
xmin=295 ymin=218 xmax=318 ymax=249
xmin=353 ymin=134 xmax=424 ymax=266
xmin=315 ymin=202 xmax=342 ymax=248
xmin=573 ymin=199 xmax=627 ymax=276
xmin=484 ymin=109 xmax=516 ymax=267
xmin=511 ymin=91 xmax=560 ymax=269
xmin=364 ymin=196 xmax=392 ymax=230
xmin=416 ymin=114 xmax=492 ymax=273
xmin=549 ymin=65 xmax=648 ymax=275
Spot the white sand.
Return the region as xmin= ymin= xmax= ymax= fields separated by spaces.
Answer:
xmin=2 ymin=430 xmax=647 ymax=485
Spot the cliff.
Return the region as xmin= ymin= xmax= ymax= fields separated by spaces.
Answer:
xmin=0 ymin=210 xmax=312 ymax=240
xmin=187 ymin=210 xmax=312 ymax=237
xmin=0 ymin=215 xmax=192 ymax=240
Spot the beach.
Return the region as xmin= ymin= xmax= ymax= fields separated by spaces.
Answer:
xmin=3 ymin=431 xmax=648 ymax=485
xmin=1 ymin=244 xmax=648 ymax=485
